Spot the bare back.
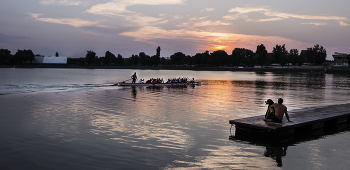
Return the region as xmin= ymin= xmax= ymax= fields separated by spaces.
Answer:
xmin=270 ymin=103 xmax=287 ymax=119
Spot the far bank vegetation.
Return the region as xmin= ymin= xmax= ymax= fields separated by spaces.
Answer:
xmin=1 ymin=44 xmax=339 ymax=67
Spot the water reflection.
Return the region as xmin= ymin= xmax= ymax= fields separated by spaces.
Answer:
xmin=228 ymin=120 xmax=350 ymax=168
xmin=132 ymin=86 xmax=137 ymax=99
xmin=264 ymin=145 xmax=288 ymax=167
xmin=2 ymin=70 xmax=350 ymax=169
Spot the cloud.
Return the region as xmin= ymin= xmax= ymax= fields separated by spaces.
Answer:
xmin=86 ymin=0 xmax=186 ymax=15
xmin=339 ymin=21 xmax=349 ymax=26
xmin=173 ymin=15 xmax=183 ymax=20
xmin=40 ymin=0 xmax=84 ymax=5
xmin=228 ymin=7 xmax=268 ymax=13
xmin=28 ymin=13 xmax=108 ymax=28
xmin=265 ymin=11 xmax=346 ymax=21
xmin=226 ymin=7 xmax=348 ymax=24
xmin=120 ymin=26 xmax=312 ymax=52
xmin=257 ymin=17 xmax=284 ymax=22
xmin=123 ymin=13 xmax=168 ymax=26
xmin=178 ymin=17 xmax=230 ymax=28
xmin=201 ymin=8 xmax=214 ymax=12
xmin=0 ymin=34 xmax=31 ymax=43
xmin=301 ymin=22 xmax=327 ymax=26
xmin=86 ymin=0 xmax=184 ymax=26
xmin=193 ymin=20 xmax=231 ymax=27
xmin=222 ymin=14 xmax=242 ymax=20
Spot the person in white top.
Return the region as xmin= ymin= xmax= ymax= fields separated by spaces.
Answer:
xmin=137 ymin=79 xmax=144 ymax=84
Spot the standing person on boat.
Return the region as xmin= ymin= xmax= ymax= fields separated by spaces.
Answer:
xmin=191 ymin=78 xmax=195 ymax=83
xmin=264 ymin=99 xmax=275 ymax=119
xmin=263 ymin=98 xmax=291 ymax=123
xmin=131 ymin=72 xmax=137 ymax=84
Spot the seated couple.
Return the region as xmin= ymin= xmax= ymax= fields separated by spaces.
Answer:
xmin=262 ymin=98 xmax=291 ymax=123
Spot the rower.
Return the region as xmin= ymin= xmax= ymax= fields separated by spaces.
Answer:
xmin=137 ymin=79 xmax=144 ymax=84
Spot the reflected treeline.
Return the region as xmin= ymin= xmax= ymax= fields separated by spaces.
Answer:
xmin=330 ymin=74 xmax=350 ymax=88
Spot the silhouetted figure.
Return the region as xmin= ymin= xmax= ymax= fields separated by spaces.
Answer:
xmin=263 ymin=98 xmax=291 ymax=123
xmin=131 ymin=72 xmax=137 ymax=83
xmin=264 ymin=99 xmax=274 ymax=119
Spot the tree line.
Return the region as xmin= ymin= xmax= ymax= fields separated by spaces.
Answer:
xmin=1 ymin=44 xmax=344 ymax=67
xmin=0 ymin=49 xmax=35 ymax=65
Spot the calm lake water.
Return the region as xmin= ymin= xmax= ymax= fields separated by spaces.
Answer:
xmin=1 ymin=68 xmax=350 ymax=169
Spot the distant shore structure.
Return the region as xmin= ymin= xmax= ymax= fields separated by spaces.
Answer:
xmin=332 ymin=52 xmax=348 ymax=67
xmin=26 ymin=55 xmax=67 ymax=66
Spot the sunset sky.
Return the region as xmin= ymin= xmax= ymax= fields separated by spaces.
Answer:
xmin=1 ymin=0 xmax=349 ymax=59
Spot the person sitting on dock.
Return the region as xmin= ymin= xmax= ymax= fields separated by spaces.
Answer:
xmin=264 ymin=99 xmax=275 ymax=119
xmin=263 ymin=98 xmax=291 ymax=123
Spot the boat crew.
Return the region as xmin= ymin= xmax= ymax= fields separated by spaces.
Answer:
xmin=131 ymin=72 xmax=137 ymax=84
xmin=137 ymin=79 xmax=144 ymax=84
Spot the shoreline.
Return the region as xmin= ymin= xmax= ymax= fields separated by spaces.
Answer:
xmin=1 ymin=65 xmax=349 ymax=74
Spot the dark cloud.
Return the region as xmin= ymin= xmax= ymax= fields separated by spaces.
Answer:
xmin=0 ymin=34 xmax=31 ymax=42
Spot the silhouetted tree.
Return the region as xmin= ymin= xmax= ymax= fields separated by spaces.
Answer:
xmin=55 ymin=52 xmax=59 ymax=57
xmin=313 ymin=44 xmax=327 ymax=64
xmin=68 ymin=57 xmax=85 ymax=66
xmin=105 ymin=51 xmax=116 ymax=66
xmin=272 ymin=44 xmax=287 ymax=63
xmin=85 ymin=50 xmax=97 ymax=66
xmin=279 ymin=54 xmax=288 ymax=68
xmin=231 ymin=48 xmax=244 ymax=66
xmin=297 ymin=55 xmax=305 ymax=67
xmin=231 ymin=48 xmax=254 ymax=66
xmin=117 ymin=54 xmax=123 ymax=66
xmin=347 ymin=54 xmax=350 ymax=65
xmin=211 ymin=50 xmax=229 ymax=66
xmin=192 ymin=51 xmax=210 ymax=66
xmin=160 ymin=57 xmax=166 ymax=65
xmin=256 ymin=44 xmax=267 ymax=67
xmin=156 ymin=46 xmax=161 ymax=58
xmin=241 ymin=49 xmax=255 ymax=67
xmin=98 ymin=57 xmax=105 ymax=66
xmin=305 ymin=44 xmax=326 ymax=64
xmin=13 ymin=49 xmax=35 ymax=65
xmin=139 ymin=52 xmax=150 ymax=66
xmin=0 ymin=49 xmax=12 ymax=65
xmin=184 ymin=55 xmax=192 ymax=65
xmin=170 ymin=52 xmax=186 ymax=65
xmin=289 ymin=49 xmax=299 ymax=67
xmin=129 ymin=55 xmax=140 ymax=66
xmin=151 ymin=55 xmax=160 ymax=66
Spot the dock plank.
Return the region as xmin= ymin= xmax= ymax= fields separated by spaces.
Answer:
xmin=229 ymin=103 xmax=350 ymax=131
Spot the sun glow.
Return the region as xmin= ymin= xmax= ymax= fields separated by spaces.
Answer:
xmin=214 ymin=45 xmax=228 ymax=50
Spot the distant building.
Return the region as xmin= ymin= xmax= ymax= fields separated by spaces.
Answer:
xmin=43 ymin=56 xmax=67 ymax=65
xmin=332 ymin=52 xmax=348 ymax=67
xmin=27 ymin=56 xmax=67 ymax=66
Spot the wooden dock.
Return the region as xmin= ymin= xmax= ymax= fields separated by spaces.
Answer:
xmin=229 ymin=103 xmax=350 ymax=143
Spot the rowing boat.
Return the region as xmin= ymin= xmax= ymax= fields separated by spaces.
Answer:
xmin=117 ymin=82 xmax=201 ymax=86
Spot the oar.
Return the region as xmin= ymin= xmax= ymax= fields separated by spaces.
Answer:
xmin=122 ymin=78 xmax=132 ymax=83
xmin=111 ymin=78 xmax=132 ymax=86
